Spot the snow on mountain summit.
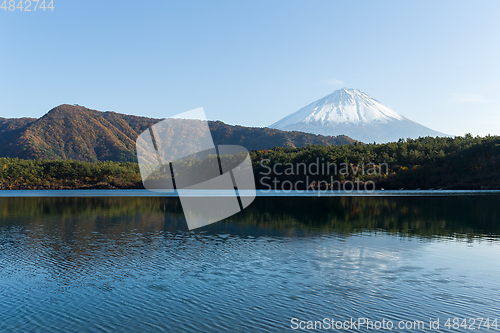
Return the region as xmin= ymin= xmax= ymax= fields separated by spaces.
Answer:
xmin=270 ymin=88 xmax=448 ymax=143
xmin=272 ymin=88 xmax=404 ymax=128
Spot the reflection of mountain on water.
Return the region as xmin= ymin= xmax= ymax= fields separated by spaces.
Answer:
xmin=1 ymin=195 xmax=498 ymax=288
xmin=1 ymin=195 xmax=499 ymax=240
xmin=2 ymin=196 xmax=499 ymax=332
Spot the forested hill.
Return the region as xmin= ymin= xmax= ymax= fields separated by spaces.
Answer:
xmin=1 ymin=135 xmax=499 ymax=190
xmin=252 ymin=134 xmax=500 ymax=190
xmin=0 ymin=104 xmax=357 ymax=162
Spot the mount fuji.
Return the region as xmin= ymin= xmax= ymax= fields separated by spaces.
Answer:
xmin=270 ymin=88 xmax=448 ymax=143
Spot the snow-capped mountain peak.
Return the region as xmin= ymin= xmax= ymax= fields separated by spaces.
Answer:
xmin=273 ymin=88 xmax=404 ymax=129
xmin=270 ymin=88 xmax=448 ymax=143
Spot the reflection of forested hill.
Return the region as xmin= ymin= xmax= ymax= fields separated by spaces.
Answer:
xmin=1 ymin=196 xmax=499 ymax=240
xmin=0 ymin=104 xmax=356 ymax=162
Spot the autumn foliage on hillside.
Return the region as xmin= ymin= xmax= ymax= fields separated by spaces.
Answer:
xmin=0 ymin=104 xmax=357 ymax=163
xmin=1 ymin=135 xmax=500 ymax=190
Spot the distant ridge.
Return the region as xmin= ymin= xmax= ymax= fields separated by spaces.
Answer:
xmin=270 ymin=88 xmax=449 ymax=143
xmin=0 ymin=104 xmax=357 ymax=162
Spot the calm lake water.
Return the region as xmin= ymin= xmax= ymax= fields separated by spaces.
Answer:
xmin=1 ymin=192 xmax=500 ymax=332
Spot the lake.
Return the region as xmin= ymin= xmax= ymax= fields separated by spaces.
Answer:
xmin=1 ymin=192 xmax=500 ymax=332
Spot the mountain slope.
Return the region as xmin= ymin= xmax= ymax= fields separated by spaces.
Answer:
xmin=208 ymin=121 xmax=355 ymax=151
xmin=0 ymin=104 xmax=357 ymax=162
xmin=0 ymin=105 xmax=155 ymax=162
xmin=270 ymin=88 xmax=448 ymax=143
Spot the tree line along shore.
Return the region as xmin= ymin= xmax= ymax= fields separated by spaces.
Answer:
xmin=1 ymin=135 xmax=499 ymax=190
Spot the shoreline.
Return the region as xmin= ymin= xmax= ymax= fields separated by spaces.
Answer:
xmin=1 ymin=189 xmax=500 ymax=198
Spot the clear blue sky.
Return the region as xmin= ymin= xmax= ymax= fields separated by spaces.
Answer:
xmin=1 ymin=0 xmax=499 ymax=136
